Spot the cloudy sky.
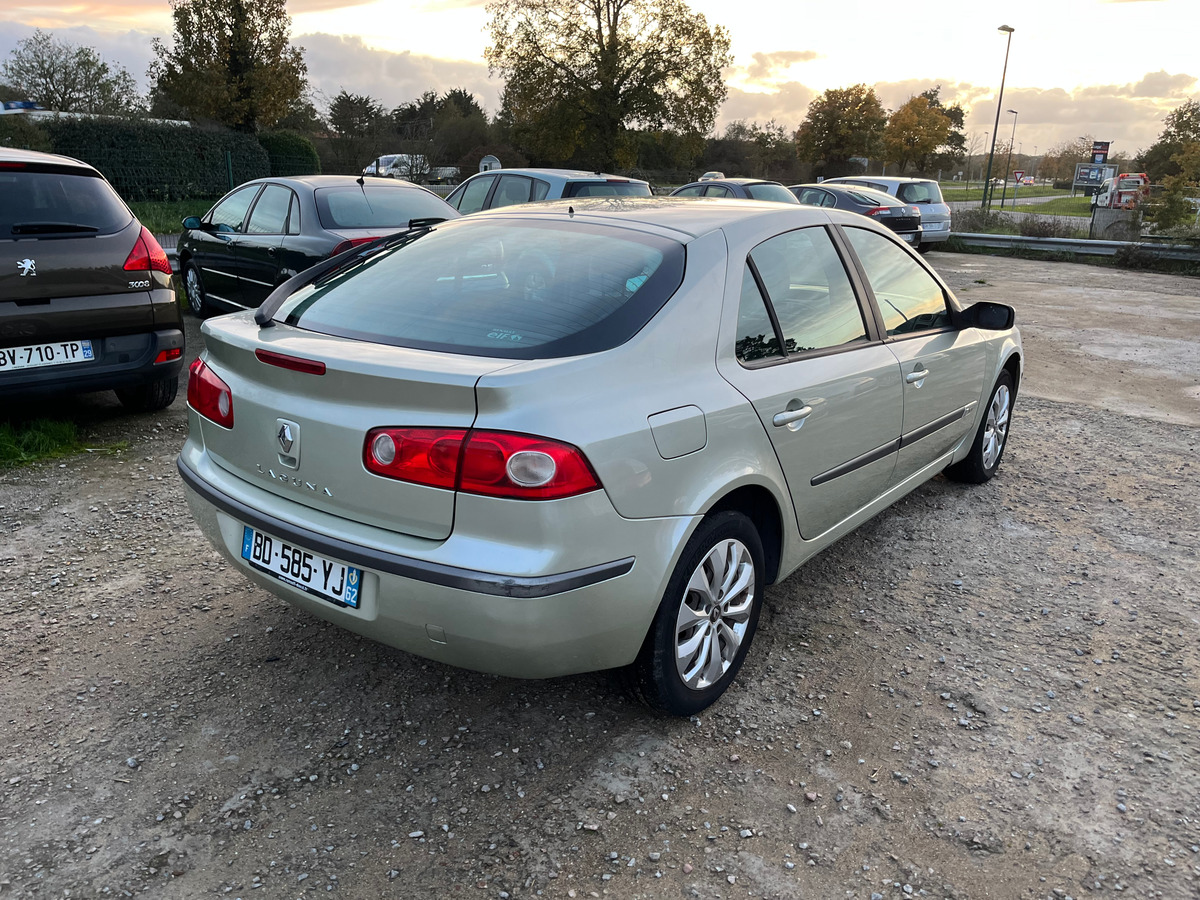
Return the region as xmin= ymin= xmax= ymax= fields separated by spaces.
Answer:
xmin=1 ymin=0 xmax=1195 ymax=159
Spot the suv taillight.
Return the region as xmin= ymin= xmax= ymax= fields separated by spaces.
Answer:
xmin=363 ymin=427 xmax=600 ymax=500
xmin=123 ymin=226 xmax=172 ymax=275
xmin=187 ymin=358 xmax=234 ymax=428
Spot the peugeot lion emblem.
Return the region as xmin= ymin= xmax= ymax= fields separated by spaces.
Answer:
xmin=17 ymin=258 xmax=36 ymax=277
xmin=277 ymin=422 xmax=295 ymax=453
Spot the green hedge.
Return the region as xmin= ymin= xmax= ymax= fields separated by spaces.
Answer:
xmin=0 ymin=116 xmax=53 ymax=152
xmin=258 ymin=130 xmax=321 ymax=177
xmin=40 ymin=118 xmax=269 ymax=202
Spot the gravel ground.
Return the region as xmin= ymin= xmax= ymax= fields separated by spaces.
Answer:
xmin=2 ymin=254 xmax=1198 ymax=899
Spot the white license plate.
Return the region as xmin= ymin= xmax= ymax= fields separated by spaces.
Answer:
xmin=241 ymin=526 xmax=361 ymax=608
xmin=0 ymin=339 xmax=94 ymax=371
xmin=903 ymin=232 xmax=918 ymax=243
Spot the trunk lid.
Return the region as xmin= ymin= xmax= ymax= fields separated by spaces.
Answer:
xmin=196 ymin=313 xmax=516 ymax=541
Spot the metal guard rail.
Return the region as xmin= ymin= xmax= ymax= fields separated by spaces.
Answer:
xmin=953 ymin=232 xmax=1200 ymax=261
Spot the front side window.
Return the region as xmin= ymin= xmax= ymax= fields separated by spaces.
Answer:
xmin=844 ymin=226 xmax=949 ymax=336
xmin=275 ymin=220 xmax=685 ymax=360
xmin=747 ymin=227 xmax=867 ymax=355
xmin=208 ymin=185 xmax=261 ymax=233
xmin=246 ymin=184 xmax=293 ymax=234
xmin=448 ymin=175 xmax=495 ymax=213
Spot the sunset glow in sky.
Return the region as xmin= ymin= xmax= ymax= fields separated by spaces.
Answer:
xmin=2 ymin=0 xmax=1196 ymax=157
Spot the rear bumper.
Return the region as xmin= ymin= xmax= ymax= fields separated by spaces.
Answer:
xmin=0 ymin=327 xmax=185 ymax=398
xmin=178 ymin=445 xmax=696 ymax=679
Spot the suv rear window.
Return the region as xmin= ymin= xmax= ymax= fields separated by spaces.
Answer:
xmin=896 ymin=181 xmax=944 ymax=204
xmin=564 ymin=181 xmax=652 ymax=198
xmin=277 ymin=219 xmax=685 ymax=359
xmin=314 ymin=185 xmax=453 ymax=229
xmin=0 ymin=166 xmax=131 ymax=237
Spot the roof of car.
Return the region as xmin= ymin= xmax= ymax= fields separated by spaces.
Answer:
xmin=243 ymin=175 xmax=439 ymax=191
xmin=468 ymin=195 xmax=844 ymax=240
xmin=824 ymin=176 xmax=936 ymax=185
xmin=790 ymin=183 xmax=905 ymax=203
xmin=0 ymin=146 xmax=93 ymax=169
xmin=465 ymin=167 xmax=649 ymax=184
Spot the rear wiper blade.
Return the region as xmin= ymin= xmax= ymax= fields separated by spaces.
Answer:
xmin=11 ymin=222 xmax=100 ymax=235
xmin=254 ymin=224 xmax=436 ymax=327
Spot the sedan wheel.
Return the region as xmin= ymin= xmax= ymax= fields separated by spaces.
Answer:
xmin=945 ymin=370 xmax=1015 ymax=484
xmin=184 ymin=262 xmax=211 ymax=318
xmin=628 ymin=511 xmax=764 ymax=715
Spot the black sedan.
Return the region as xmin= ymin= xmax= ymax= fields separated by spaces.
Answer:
xmin=789 ymin=183 xmax=922 ymax=246
xmin=670 ymin=177 xmax=799 ymax=204
xmin=178 ymin=176 xmax=460 ymax=316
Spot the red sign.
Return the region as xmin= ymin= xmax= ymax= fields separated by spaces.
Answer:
xmin=1013 ymin=170 xmax=1025 ymax=181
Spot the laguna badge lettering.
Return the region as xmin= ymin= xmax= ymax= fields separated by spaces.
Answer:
xmin=255 ymin=463 xmax=333 ymax=496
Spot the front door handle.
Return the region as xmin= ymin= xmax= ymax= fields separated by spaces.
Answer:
xmin=772 ymin=405 xmax=813 ymax=427
xmin=905 ymin=368 xmax=930 ymax=385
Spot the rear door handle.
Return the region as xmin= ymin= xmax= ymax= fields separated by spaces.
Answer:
xmin=772 ymin=405 xmax=813 ymax=427
xmin=905 ymin=368 xmax=929 ymax=385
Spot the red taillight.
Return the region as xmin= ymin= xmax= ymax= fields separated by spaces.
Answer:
xmin=187 ymin=358 xmax=234 ymax=428
xmin=123 ymin=226 xmax=172 ymax=275
xmin=330 ymin=237 xmax=378 ymax=256
xmin=363 ymin=428 xmax=600 ymax=500
xmin=154 ymin=347 xmax=182 ymax=365
xmin=255 ymin=348 xmax=326 ymax=375
xmin=0 ymin=162 xmax=27 ymax=169
xmin=866 ymin=206 xmax=890 ymax=216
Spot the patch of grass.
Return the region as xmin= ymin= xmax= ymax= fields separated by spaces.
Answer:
xmin=1007 ymin=196 xmax=1091 ymax=217
xmin=0 ymin=419 xmax=82 ymax=466
xmin=127 ymin=199 xmax=214 ymax=236
xmin=940 ymin=185 xmax=1065 ymax=202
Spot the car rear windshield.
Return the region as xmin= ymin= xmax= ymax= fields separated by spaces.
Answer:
xmin=895 ymin=181 xmax=944 ymax=204
xmin=314 ymin=185 xmax=453 ymax=229
xmin=0 ymin=166 xmax=131 ymax=237
xmin=276 ymin=219 xmax=685 ymax=359
xmin=745 ymin=183 xmax=799 ymax=203
xmin=563 ymin=181 xmax=652 ymax=198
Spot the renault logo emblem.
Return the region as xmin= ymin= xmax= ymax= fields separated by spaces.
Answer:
xmin=277 ymin=422 xmax=295 ymax=453
xmin=275 ymin=419 xmax=301 ymax=468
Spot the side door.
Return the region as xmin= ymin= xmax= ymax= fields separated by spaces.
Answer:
xmin=233 ymin=183 xmax=293 ymax=307
xmin=840 ymin=225 xmax=989 ymax=486
xmin=193 ymin=184 xmax=262 ymax=307
xmin=717 ymin=225 xmax=904 ymax=540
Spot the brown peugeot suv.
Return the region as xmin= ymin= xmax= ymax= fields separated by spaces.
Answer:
xmin=1 ymin=148 xmax=184 ymax=411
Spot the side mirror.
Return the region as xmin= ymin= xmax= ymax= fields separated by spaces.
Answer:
xmin=958 ymin=301 xmax=1015 ymax=331
xmin=182 ymin=216 xmax=203 ymax=230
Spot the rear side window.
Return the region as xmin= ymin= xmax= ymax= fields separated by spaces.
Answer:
xmin=896 ymin=181 xmax=944 ymax=204
xmin=246 ymin=184 xmax=293 ymax=234
xmin=0 ymin=168 xmax=131 ymax=236
xmin=564 ymin=181 xmax=652 ymax=198
xmin=314 ymin=186 xmax=453 ymax=228
xmin=277 ymin=220 xmax=685 ymax=359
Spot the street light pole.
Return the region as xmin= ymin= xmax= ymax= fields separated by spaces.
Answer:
xmin=999 ymin=109 xmax=1018 ymax=209
xmin=982 ymin=25 xmax=1015 ymax=211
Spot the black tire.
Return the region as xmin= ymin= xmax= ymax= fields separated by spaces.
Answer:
xmin=627 ymin=511 xmax=765 ymax=716
xmin=916 ymin=242 xmax=932 ymax=255
xmin=116 ymin=377 xmax=179 ymax=413
xmin=945 ymin=370 xmax=1015 ymax=484
xmin=183 ymin=261 xmax=212 ymax=318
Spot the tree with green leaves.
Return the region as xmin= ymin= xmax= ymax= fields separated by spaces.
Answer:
xmin=795 ymin=84 xmax=887 ymax=178
xmin=150 ymin=0 xmax=307 ymax=132
xmin=883 ymin=96 xmax=951 ymax=174
xmin=2 ymin=29 xmax=142 ymax=115
xmin=1139 ymin=99 xmax=1200 ymax=181
xmin=919 ymin=86 xmax=966 ymax=171
xmin=485 ymin=0 xmax=731 ymax=170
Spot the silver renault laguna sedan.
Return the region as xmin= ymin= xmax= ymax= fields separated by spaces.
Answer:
xmin=179 ymin=197 xmax=1021 ymax=715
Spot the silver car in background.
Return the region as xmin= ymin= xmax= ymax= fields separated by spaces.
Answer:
xmin=178 ymin=198 xmax=1021 ymax=715
xmin=821 ymin=176 xmax=952 ymax=252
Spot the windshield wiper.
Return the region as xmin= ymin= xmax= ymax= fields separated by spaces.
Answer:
xmin=11 ymin=222 xmax=100 ymax=235
xmin=254 ymin=224 xmax=436 ymax=327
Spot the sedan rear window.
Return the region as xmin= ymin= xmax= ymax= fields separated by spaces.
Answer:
xmin=744 ymin=183 xmax=799 ymax=204
xmin=314 ymin=186 xmax=453 ymax=229
xmin=277 ymin=220 xmax=685 ymax=359
xmin=896 ymin=181 xmax=944 ymax=204
xmin=0 ymin=168 xmax=131 ymax=236
xmin=564 ymin=181 xmax=652 ymax=198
